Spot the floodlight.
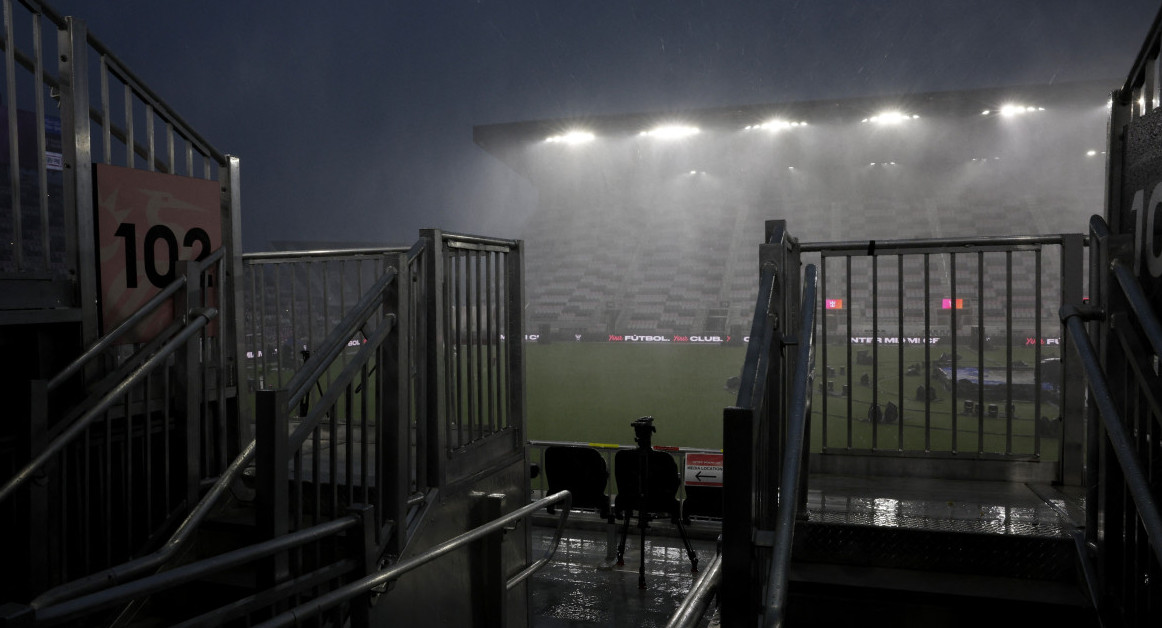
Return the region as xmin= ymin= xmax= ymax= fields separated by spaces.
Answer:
xmin=862 ymin=111 xmax=917 ymax=125
xmin=1086 ymin=150 xmax=1098 ymax=157
xmin=998 ymin=104 xmax=1043 ymax=117
xmin=544 ymin=130 xmax=595 ymax=145
xmin=642 ymin=125 xmax=701 ymax=139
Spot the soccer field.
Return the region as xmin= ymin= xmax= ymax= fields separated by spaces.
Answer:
xmin=525 ymin=341 xmax=1064 ymax=458
xmin=525 ymin=343 xmax=746 ymax=450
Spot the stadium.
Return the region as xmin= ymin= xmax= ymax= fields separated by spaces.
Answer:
xmin=468 ymin=81 xmax=1108 ymax=449
xmin=1 ymin=2 xmax=1159 ymax=626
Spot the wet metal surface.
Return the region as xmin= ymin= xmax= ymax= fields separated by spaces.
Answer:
xmin=804 ymin=474 xmax=1085 ymax=537
xmin=528 ymin=474 xmax=1083 ymax=625
xmin=530 ymin=525 xmax=717 ymax=627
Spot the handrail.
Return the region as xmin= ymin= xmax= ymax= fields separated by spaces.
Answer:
xmin=36 ymin=254 xmax=401 ymax=607
xmin=31 ymin=439 xmax=257 ymax=607
xmin=665 ymin=551 xmax=723 ymax=628
xmin=283 ymin=267 xmax=398 ymax=410
xmin=800 ymin=233 xmax=1075 ymax=253
xmin=1110 ymin=260 xmax=1162 ymax=359
xmin=1061 ymin=305 xmax=1162 ymax=568
xmin=243 ymin=247 xmax=407 ymax=262
xmin=440 ymin=232 xmax=521 ymax=249
xmin=286 ymin=313 xmax=395 ymax=453
xmin=254 ymin=490 xmax=574 ymax=628
xmin=0 ymin=307 xmax=218 ymax=505
xmin=735 ymin=260 xmax=779 ymax=410
xmin=762 ymin=263 xmax=818 ymax=628
xmin=33 ymin=514 xmax=360 ymax=624
xmin=46 ymin=246 xmax=225 ymax=391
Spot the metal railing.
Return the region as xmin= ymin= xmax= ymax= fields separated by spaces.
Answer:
xmin=761 ymin=263 xmax=817 ymax=628
xmin=1 ymin=247 xmax=223 ymax=595
xmin=0 ymin=2 xmax=239 ymax=340
xmin=420 ymin=230 xmax=526 ymax=487
xmin=1065 ymin=215 xmax=1162 ymax=625
xmin=17 ymin=491 xmax=571 ymax=627
xmin=801 ymin=233 xmax=1086 ymax=483
xmin=720 ymin=220 xmax=810 ymax=627
xmin=255 ymin=254 xmax=409 ymax=558
xmin=242 ymin=248 xmax=404 ymax=397
xmin=25 ymin=508 xmax=368 ymax=626
xmin=255 ymin=490 xmax=573 ymax=628
xmin=665 ymin=551 xmax=723 ymax=628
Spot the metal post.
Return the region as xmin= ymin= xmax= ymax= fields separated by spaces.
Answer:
xmin=173 ymin=261 xmax=204 ymax=510
xmin=720 ymin=407 xmax=755 ymax=627
xmin=383 ymin=253 xmax=410 ymax=556
xmin=17 ymin=380 xmax=51 ymax=597
xmin=256 ymin=389 xmax=290 ymax=588
xmin=419 ymin=230 xmax=447 ymax=488
xmin=508 ymin=241 xmax=527 ymax=447
xmin=473 ymin=492 xmax=507 ymax=626
xmin=223 ymin=156 xmax=247 ymax=453
xmin=1059 ymin=233 xmax=1086 ymax=486
xmin=58 ymin=18 xmax=98 ymax=346
xmin=759 ymin=239 xmax=783 ymax=529
xmin=346 ymin=505 xmax=376 ymax=628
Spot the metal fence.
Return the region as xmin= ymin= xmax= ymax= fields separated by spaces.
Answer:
xmin=0 ymin=249 xmax=223 ymax=596
xmin=241 ymin=248 xmax=403 ymax=406
xmin=800 ymin=234 xmax=1087 ymax=483
xmin=420 ymin=230 xmax=526 ymax=487
xmin=0 ymin=2 xmax=240 ymax=343
xmin=1067 ymin=216 xmax=1162 ymax=626
xmin=720 ymin=220 xmax=812 ymax=627
xmin=254 ymin=253 xmax=409 ymax=558
xmin=1093 ymin=14 xmax=1162 ymax=617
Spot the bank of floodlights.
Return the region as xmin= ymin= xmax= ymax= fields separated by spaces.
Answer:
xmin=861 ymin=111 xmax=919 ymax=125
xmin=980 ymin=104 xmax=1045 ymax=117
xmin=639 ymin=124 xmax=701 ymax=140
xmin=743 ymin=119 xmax=807 ymax=132
xmin=544 ymin=130 xmax=595 ymax=145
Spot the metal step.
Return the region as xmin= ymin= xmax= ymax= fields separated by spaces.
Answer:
xmin=792 ymin=520 xmax=1077 ymax=583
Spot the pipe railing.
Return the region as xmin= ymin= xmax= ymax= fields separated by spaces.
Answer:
xmin=48 ymin=245 xmax=224 ymax=392
xmin=762 ymin=264 xmax=818 ymax=628
xmin=801 ymin=232 xmax=1085 ymax=469
xmin=254 ymin=490 xmax=574 ymax=628
xmin=29 ymin=440 xmax=256 ymax=608
xmin=1061 ymin=310 xmax=1162 ymax=568
xmin=35 ymin=257 xmax=405 ymax=608
xmin=0 ymin=306 xmax=218 ymax=505
xmin=665 ymin=550 xmax=723 ymax=628
xmin=31 ymin=512 xmax=363 ymax=625
xmin=283 ymin=268 xmax=397 ymax=411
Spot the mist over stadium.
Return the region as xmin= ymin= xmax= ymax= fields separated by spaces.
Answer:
xmin=476 ymin=81 xmax=1108 ymax=347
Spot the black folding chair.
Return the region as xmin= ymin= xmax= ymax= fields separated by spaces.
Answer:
xmin=543 ymin=445 xmax=612 ymax=521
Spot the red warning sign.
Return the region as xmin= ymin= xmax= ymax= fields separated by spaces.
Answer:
xmin=684 ymin=453 xmax=723 ymax=487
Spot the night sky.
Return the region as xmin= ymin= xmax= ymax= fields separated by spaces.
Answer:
xmin=50 ymin=1 xmax=1162 ymax=250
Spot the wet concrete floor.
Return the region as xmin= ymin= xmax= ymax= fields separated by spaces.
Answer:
xmin=529 ymin=523 xmax=718 ymax=627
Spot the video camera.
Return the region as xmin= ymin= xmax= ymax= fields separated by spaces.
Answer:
xmin=631 ymin=416 xmax=656 ymax=449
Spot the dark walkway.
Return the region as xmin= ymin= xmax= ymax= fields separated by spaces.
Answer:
xmin=527 ymin=473 xmax=1084 ymax=626
xmin=529 ymin=523 xmax=718 ymax=627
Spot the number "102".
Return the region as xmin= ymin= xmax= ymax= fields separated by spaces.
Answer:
xmin=113 ymin=222 xmax=212 ymax=289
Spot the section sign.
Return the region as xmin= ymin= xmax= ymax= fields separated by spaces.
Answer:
xmin=95 ymin=164 xmax=221 ymax=343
